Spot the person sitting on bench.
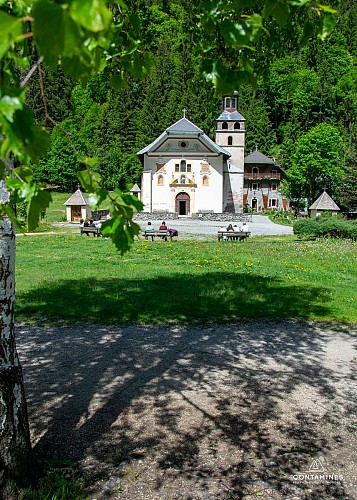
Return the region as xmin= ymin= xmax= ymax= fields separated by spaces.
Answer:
xmin=146 ymin=221 xmax=155 ymax=231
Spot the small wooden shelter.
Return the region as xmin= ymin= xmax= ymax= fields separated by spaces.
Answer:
xmin=129 ymin=183 xmax=141 ymax=200
xmin=64 ymin=188 xmax=91 ymax=222
xmin=309 ymin=190 xmax=340 ymax=217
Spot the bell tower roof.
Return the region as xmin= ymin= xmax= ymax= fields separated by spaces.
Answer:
xmin=217 ymin=92 xmax=245 ymax=122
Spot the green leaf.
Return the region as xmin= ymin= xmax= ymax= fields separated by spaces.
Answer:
xmin=0 ymin=11 xmax=22 ymax=59
xmin=13 ymin=166 xmax=34 ymax=183
xmin=0 ymin=95 xmax=23 ymax=121
xmin=77 ymin=169 xmax=101 ymax=192
xmin=319 ymin=14 xmax=336 ymax=39
xmin=300 ymin=20 xmax=314 ymax=46
xmin=263 ymin=0 xmax=290 ymax=27
xmin=70 ymin=0 xmax=112 ymax=32
xmin=288 ymin=0 xmax=311 ymax=6
xmin=27 ymin=187 xmax=52 ymax=231
xmin=0 ymin=161 xmax=6 ymax=180
xmin=1 ymin=203 xmax=25 ymax=231
xmin=33 ymin=0 xmax=65 ymax=68
xmin=86 ymin=188 xmax=108 ymax=208
xmin=100 ymin=215 xmax=141 ymax=255
xmin=317 ymin=4 xmax=337 ymax=13
xmin=84 ymin=156 xmax=99 ymax=168
xmin=23 ymin=125 xmax=51 ymax=162
xmin=220 ymin=19 xmax=251 ymax=49
xmin=109 ymin=72 xmax=127 ymax=90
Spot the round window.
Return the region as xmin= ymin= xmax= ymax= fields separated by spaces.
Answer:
xmin=179 ymin=141 xmax=188 ymax=148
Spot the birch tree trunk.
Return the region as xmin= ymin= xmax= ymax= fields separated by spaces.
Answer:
xmin=0 ymin=182 xmax=34 ymax=498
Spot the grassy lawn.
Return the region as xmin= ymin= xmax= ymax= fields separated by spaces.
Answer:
xmin=34 ymin=192 xmax=71 ymax=231
xmin=15 ymin=235 xmax=357 ymax=324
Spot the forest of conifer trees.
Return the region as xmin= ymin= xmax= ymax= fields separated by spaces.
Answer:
xmin=26 ymin=0 xmax=357 ymax=210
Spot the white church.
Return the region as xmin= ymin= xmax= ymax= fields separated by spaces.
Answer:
xmin=137 ymin=94 xmax=247 ymax=215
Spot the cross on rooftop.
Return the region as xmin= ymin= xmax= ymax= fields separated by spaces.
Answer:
xmin=183 ymin=108 xmax=186 ymax=118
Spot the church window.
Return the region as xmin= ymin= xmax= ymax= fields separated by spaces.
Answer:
xmin=252 ymin=183 xmax=259 ymax=191
xmin=187 ymin=164 xmax=192 ymax=172
xmin=158 ymin=175 xmax=164 ymax=186
xmin=271 ymin=183 xmax=277 ymax=191
xmin=231 ymin=98 xmax=236 ymax=109
xmin=202 ymin=175 xmax=209 ymax=186
xmin=228 ymin=136 xmax=233 ymax=146
xmin=269 ymin=199 xmax=278 ymax=207
xmin=222 ymin=122 xmax=228 ymax=130
xmin=179 ymin=141 xmax=188 ymax=148
xmin=175 ymin=164 xmax=179 ymax=172
xmin=234 ymin=122 xmax=240 ymax=129
xmin=225 ymin=97 xmax=231 ymax=108
xmin=252 ymin=167 xmax=259 ymax=174
xmin=180 ymin=160 xmax=186 ymax=172
xmin=201 ymin=163 xmax=210 ymax=173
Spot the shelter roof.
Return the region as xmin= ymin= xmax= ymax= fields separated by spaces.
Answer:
xmin=309 ymin=190 xmax=340 ymax=211
xmin=130 ymin=183 xmax=141 ymax=193
xmin=64 ymin=189 xmax=88 ymax=206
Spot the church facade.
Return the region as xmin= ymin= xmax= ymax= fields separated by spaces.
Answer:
xmin=137 ymin=95 xmax=284 ymax=214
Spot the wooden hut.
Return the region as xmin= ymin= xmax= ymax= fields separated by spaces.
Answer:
xmin=64 ymin=188 xmax=91 ymax=222
xmin=309 ymin=190 xmax=340 ymax=217
xmin=129 ymin=183 xmax=141 ymax=200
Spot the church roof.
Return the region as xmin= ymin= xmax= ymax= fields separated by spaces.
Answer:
xmin=64 ymin=188 xmax=88 ymax=206
xmin=244 ymin=150 xmax=275 ymax=165
xmin=137 ymin=117 xmax=230 ymax=158
xmin=167 ymin=117 xmax=203 ymax=134
xmin=217 ymin=110 xmax=246 ymax=121
xmin=309 ymin=190 xmax=340 ymax=211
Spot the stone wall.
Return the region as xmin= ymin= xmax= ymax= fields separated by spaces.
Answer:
xmin=133 ymin=212 xmax=252 ymax=222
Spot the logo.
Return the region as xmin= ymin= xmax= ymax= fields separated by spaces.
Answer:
xmin=291 ymin=457 xmax=343 ymax=483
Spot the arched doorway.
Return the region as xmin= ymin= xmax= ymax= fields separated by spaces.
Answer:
xmin=175 ymin=192 xmax=190 ymax=215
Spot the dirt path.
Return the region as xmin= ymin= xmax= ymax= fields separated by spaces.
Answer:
xmin=17 ymin=320 xmax=356 ymax=499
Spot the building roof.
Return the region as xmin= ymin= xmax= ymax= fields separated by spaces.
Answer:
xmin=309 ymin=190 xmax=340 ymax=211
xmin=244 ymin=150 xmax=276 ymax=165
xmin=137 ymin=117 xmax=230 ymax=158
xmin=130 ymin=183 xmax=141 ymax=193
xmin=217 ymin=110 xmax=246 ymax=122
xmin=64 ymin=189 xmax=88 ymax=206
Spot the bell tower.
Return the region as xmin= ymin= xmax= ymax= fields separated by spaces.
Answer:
xmin=216 ymin=92 xmax=246 ymax=213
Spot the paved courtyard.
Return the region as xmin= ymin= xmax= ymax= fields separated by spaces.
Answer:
xmin=138 ymin=215 xmax=294 ymax=238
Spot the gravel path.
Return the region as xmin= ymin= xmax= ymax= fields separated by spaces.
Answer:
xmin=17 ymin=320 xmax=356 ymax=499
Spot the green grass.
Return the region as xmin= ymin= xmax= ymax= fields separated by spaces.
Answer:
xmin=36 ymin=192 xmax=71 ymax=229
xmin=15 ymin=235 xmax=357 ymax=324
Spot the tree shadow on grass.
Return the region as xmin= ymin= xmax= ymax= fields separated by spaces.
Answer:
xmin=16 ymin=314 xmax=356 ymax=496
xmin=16 ymin=271 xmax=331 ymax=324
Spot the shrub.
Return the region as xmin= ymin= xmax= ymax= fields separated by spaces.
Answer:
xmin=293 ymin=219 xmax=324 ymax=238
xmin=294 ymin=217 xmax=357 ymax=240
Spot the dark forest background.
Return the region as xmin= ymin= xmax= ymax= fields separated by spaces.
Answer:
xmin=25 ymin=0 xmax=357 ymax=210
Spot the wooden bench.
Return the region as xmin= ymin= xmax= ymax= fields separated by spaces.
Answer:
xmin=142 ymin=230 xmax=175 ymax=241
xmin=81 ymin=226 xmax=102 ymax=237
xmin=218 ymin=231 xmax=251 ymax=242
